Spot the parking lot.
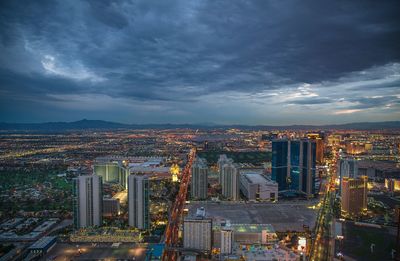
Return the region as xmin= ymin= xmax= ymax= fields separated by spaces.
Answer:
xmin=45 ymin=243 xmax=147 ymax=261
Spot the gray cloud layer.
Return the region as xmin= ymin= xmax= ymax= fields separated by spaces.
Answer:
xmin=0 ymin=0 xmax=399 ymax=124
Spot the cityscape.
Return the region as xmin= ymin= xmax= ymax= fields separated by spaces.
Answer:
xmin=1 ymin=1 xmax=400 ymax=261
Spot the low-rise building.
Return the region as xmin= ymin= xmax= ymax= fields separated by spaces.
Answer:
xmin=240 ymin=173 xmax=278 ymax=201
xmin=103 ymin=198 xmax=120 ymax=217
xmin=385 ymin=178 xmax=400 ymax=192
xmin=27 ymin=236 xmax=57 ymax=256
xmin=214 ymin=223 xmax=278 ymax=247
xmin=220 ymin=223 xmax=233 ymax=255
xmin=183 ymin=208 xmax=212 ymax=253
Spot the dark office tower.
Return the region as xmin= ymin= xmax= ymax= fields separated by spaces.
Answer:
xmin=300 ymin=140 xmax=316 ymax=196
xmin=289 ymin=140 xmax=301 ymax=191
xmin=272 ymin=140 xmax=289 ymax=191
xmin=272 ymin=139 xmax=316 ymax=197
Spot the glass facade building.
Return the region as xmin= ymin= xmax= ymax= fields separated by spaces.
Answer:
xmin=272 ymin=139 xmax=316 ymax=197
xmin=271 ymin=140 xmax=289 ymax=191
xmin=93 ymin=162 xmax=129 ymax=189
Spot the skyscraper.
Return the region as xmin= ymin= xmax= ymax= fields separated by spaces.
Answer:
xmin=272 ymin=139 xmax=316 ymax=197
xmin=307 ymin=133 xmax=325 ymax=164
xmin=271 ymin=140 xmax=289 ymax=191
xmin=191 ymin=157 xmax=208 ymax=200
xmin=128 ymin=174 xmax=150 ymax=229
xmin=217 ymin=154 xmax=232 ymax=183
xmin=338 ymin=158 xmax=358 ymax=195
xmin=221 ymin=162 xmax=240 ymax=200
xmin=73 ymin=175 xmax=103 ymax=229
xmin=341 ymin=176 xmax=368 ymax=218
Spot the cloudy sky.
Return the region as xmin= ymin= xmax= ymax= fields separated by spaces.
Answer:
xmin=0 ymin=0 xmax=399 ymax=125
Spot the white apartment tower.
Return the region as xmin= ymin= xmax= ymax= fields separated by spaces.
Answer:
xmin=73 ymin=175 xmax=103 ymax=229
xmin=191 ymin=157 xmax=208 ymax=200
xmin=217 ymin=154 xmax=232 ymax=183
xmin=221 ymin=162 xmax=240 ymax=200
xmin=128 ymin=174 xmax=150 ymax=229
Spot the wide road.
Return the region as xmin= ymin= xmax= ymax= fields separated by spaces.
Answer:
xmin=310 ymin=148 xmax=338 ymax=261
xmin=162 ymin=148 xmax=196 ymax=261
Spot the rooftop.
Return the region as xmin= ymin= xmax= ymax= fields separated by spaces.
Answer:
xmin=242 ymin=173 xmax=276 ymax=186
xmin=188 ymin=201 xmax=318 ymax=232
xmin=215 ymin=223 xmax=275 ymax=233
xmin=28 ymin=236 xmax=57 ymax=249
xmin=244 ymin=173 xmax=268 ymax=184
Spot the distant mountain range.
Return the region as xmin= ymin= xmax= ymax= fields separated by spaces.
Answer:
xmin=0 ymin=119 xmax=399 ymax=132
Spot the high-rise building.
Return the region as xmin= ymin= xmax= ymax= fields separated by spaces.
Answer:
xmin=73 ymin=175 xmax=103 ymax=229
xmin=220 ymin=223 xmax=233 ymax=255
xmin=217 ymin=155 xmax=233 ymax=183
xmin=128 ymin=174 xmax=150 ymax=229
xmin=191 ymin=157 xmax=208 ymax=200
xmin=183 ymin=208 xmax=212 ymax=253
xmin=271 ymin=140 xmax=288 ymax=191
xmin=93 ymin=161 xmax=129 ymax=189
xmin=307 ymin=133 xmax=325 ymax=164
xmin=338 ymin=158 xmax=358 ymax=195
xmin=341 ymin=176 xmax=368 ymax=218
xmin=221 ymin=162 xmax=240 ymax=200
xmin=272 ymin=139 xmax=316 ymax=197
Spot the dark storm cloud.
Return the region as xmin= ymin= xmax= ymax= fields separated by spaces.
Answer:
xmin=0 ymin=0 xmax=399 ymax=123
xmin=347 ymin=96 xmax=400 ymax=110
xmin=87 ymin=1 xmax=130 ymax=29
xmin=289 ymin=98 xmax=334 ymax=105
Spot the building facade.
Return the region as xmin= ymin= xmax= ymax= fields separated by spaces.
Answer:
xmin=191 ymin=157 xmax=208 ymax=200
xmin=213 ymin=223 xmax=278 ymax=247
xmin=102 ymin=198 xmax=120 ymax=217
xmin=128 ymin=174 xmax=150 ymax=229
xmin=220 ymin=226 xmax=233 ymax=255
xmin=338 ymin=158 xmax=358 ymax=195
xmin=218 ymin=154 xmax=233 ymax=183
xmin=183 ymin=209 xmax=212 ymax=252
xmin=272 ymin=139 xmax=316 ymax=197
xmin=73 ymin=175 xmax=103 ymax=229
xmin=307 ymin=133 xmax=325 ymax=164
xmin=240 ymin=172 xmax=278 ymax=201
xmin=93 ymin=161 xmax=129 ymax=189
xmin=221 ymin=162 xmax=240 ymax=200
xmin=341 ymin=176 xmax=368 ymax=218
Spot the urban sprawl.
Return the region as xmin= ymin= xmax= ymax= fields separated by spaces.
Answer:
xmin=0 ymin=128 xmax=399 ymax=260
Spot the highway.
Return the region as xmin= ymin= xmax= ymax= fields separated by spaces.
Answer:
xmin=162 ymin=148 xmax=196 ymax=261
xmin=310 ymin=149 xmax=338 ymax=261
